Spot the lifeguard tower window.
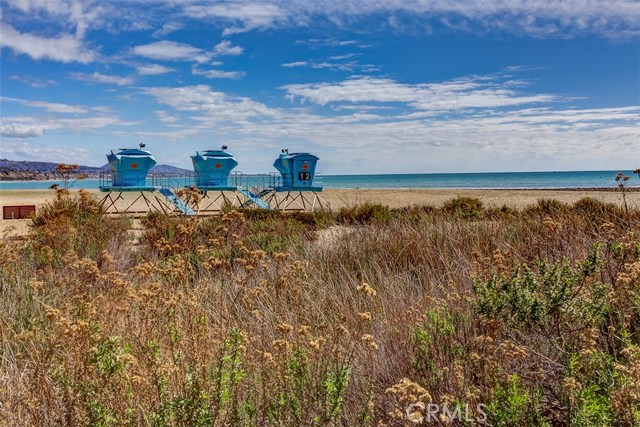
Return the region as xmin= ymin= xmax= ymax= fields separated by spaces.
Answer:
xmin=298 ymin=172 xmax=311 ymax=181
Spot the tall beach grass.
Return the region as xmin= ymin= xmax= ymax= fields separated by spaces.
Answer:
xmin=1 ymin=191 xmax=639 ymax=425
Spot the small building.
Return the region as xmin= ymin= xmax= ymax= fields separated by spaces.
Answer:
xmin=191 ymin=148 xmax=238 ymax=190
xmin=273 ymin=150 xmax=320 ymax=189
xmin=105 ymin=147 xmax=157 ymax=189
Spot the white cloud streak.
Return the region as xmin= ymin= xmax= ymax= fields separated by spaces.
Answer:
xmin=142 ymin=85 xmax=277 ymax=120
xmin=136 ymin=64 xmax=175 ymax=75
xmin=131 ymin=39 xmax=245 ymax=66
xmin=10 ymin=75 xmax=57 ymax=88
xmin=281 ymin=60 xmax=360 ymax=71
xmin=213 ymin=40 xmax=244 ymax=56
xmin=1 ymin=96 xmax=88 ymax=114
xmin=131 ymin=40 xmax=204 ymax=61
xmin=0 ymin=22 xmax=95 ymax=63
xmin=191 ymin=68 xmax=246 ymax=79
xmin=282 ymin=76 xmax=560 ymax=111
xmin=0 ymin=124 xmax=43 ymax=138
xmin=70 ymin=72 xmax=135 ymax=86
xmin=183 ymin=2 xmax=289 ymax=35
xmin=179 ymin=0 xmax=640 ymax=39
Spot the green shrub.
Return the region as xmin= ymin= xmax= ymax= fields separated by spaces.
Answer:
xmin=441 ymin=197 xmax=484 ymax=219
xmin=486 ymin=374 xmax=550 ymax=427
xmin=472 ymin=246 xmax=605 ymax=332
xmin=336 ymin=203 xmax=393 ymax=224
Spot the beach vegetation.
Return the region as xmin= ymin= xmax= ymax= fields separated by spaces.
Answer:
xmin=2 ymin=191 xmax=640 ymax=425
xmin=442 ymin=196 xmax=484 ymax=219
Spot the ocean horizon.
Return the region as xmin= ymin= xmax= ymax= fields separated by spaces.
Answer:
xmin=0 ymin=170 xmax=636 ymax=191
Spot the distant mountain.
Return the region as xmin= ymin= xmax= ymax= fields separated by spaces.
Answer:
xmin=151 ymin=164 xmax=191 ymax=174
xmin=0 ymin=159 xmax=190 ymax=181
xmin=0 ymin=158 xmax=104 ymax=174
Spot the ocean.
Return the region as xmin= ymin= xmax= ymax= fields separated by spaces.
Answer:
xmin=0 ymin=170 xmax=636 ymax=191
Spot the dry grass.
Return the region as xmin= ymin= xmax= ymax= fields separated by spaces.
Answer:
xmin=1 ymin=191 xmax=639 ymax=426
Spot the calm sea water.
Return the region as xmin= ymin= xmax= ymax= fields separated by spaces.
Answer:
xmin=0 ymin=170 xmax=635 ymax=190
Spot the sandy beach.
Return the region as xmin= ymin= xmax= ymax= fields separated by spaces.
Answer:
xmin=1 ymin=188 xmax=637 ymax=237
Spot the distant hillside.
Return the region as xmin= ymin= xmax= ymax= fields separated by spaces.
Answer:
xmin=0 ymin=158 xmax=104 ymax=181
xmin=0 ymin=159 xmax=190 ymax=181
xmin=0 ymin=158 xmax=104 ymax=174
xmin=151 ymin=164 xmax=190 ymax=174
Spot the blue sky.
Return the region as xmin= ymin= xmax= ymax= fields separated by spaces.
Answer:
xmin=1 ymin=0 xmax=639 ymax=174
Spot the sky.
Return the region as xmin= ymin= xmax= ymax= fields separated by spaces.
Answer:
xmin=1 ymin=0 xmax=639 ymax=174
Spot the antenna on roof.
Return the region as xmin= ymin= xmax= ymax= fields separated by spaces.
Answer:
xmin=282 ymin=148 xmax=289 ymax=154
xmin=221 ymin=145 xmax=228 ymax=150
xmin=139 ymin=142 xmax=146 ymax=149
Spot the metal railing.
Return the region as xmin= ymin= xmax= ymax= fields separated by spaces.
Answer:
xmin=99 ymin=171 xmax=189 ymax=190
xmin=99 ymin=170 xmax=323 ymax=192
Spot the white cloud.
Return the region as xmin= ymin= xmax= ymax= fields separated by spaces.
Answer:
xmin=10 ymin=75 xmax=57 ymax=88
xmin=0 ymin=22 xmax=95 ymax=63
xmin=183 ymin=2 xmax=288 ymax=35
xmin=131 ymin=40 xmax=204 ymax=61
xmin=4 ymin=0 xmax=101 ymax=39
xmin=330 ymin=53 xmax=357 ymax=60
xmin=2 ymin=113 xmax=140 ymax=137
xmin=142 ymin=85 xmax=279 ymax=124
xmin=136 ymin=64 xmax=175 ymax=75
xmin=282 ymin=76 xmax=559 ymax=111
xmin=0 ymin=124 xmax=43 ymax=138
xmin=155 ymin=110 xmax=179 ymax=123
xmin=295 ymin=38 xmax=368 ymax=48
xmin=1 ymin=96 xmax=88 ymax=114
xmin=152 ymin=22 xmax=183 ymax=38
xmin=180 ymin=0 xmax=640 ymax=39
xmin=281 ymin=60 xmax=358 ymax=71
xmin=70 ymin=72 xmax=135 ymax=86
xmin=131 ymin=40 xmax=243 ymax=64
xmin=192 ymin=67 xmax=245 ymax=79
xmin=282 ymin=61 xmax=309 ymax=68
xmin=27 ymin=100 xmax=88 ymax=114
xmin=213 ymin=40 xmax=244 ymax=56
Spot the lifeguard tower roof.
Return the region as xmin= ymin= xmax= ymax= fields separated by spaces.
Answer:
xmin=273 ymin=151 xmax=321 ymax=191
xmin=191 ymin=149 xmax=238 ymax=190
xmin=104 ymin=147 xmax=157 ymax=190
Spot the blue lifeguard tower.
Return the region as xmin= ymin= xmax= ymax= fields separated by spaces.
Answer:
xmin=103 ymin=147 xmax=157 ymax=190
xmin=187 ymin=147 xmax=244 ymax=212
xmin=96 ymin=145 xmax=328 ymax=215
xmin=99 ymin=144 xmax=195 ymax=216
xmin=272 ymin=150 xmax=321 ymax=191
xmin=263 ymin=149 xmax=326 ymax=211
xmin=191 ymin=147 xmax=238 ymax=190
